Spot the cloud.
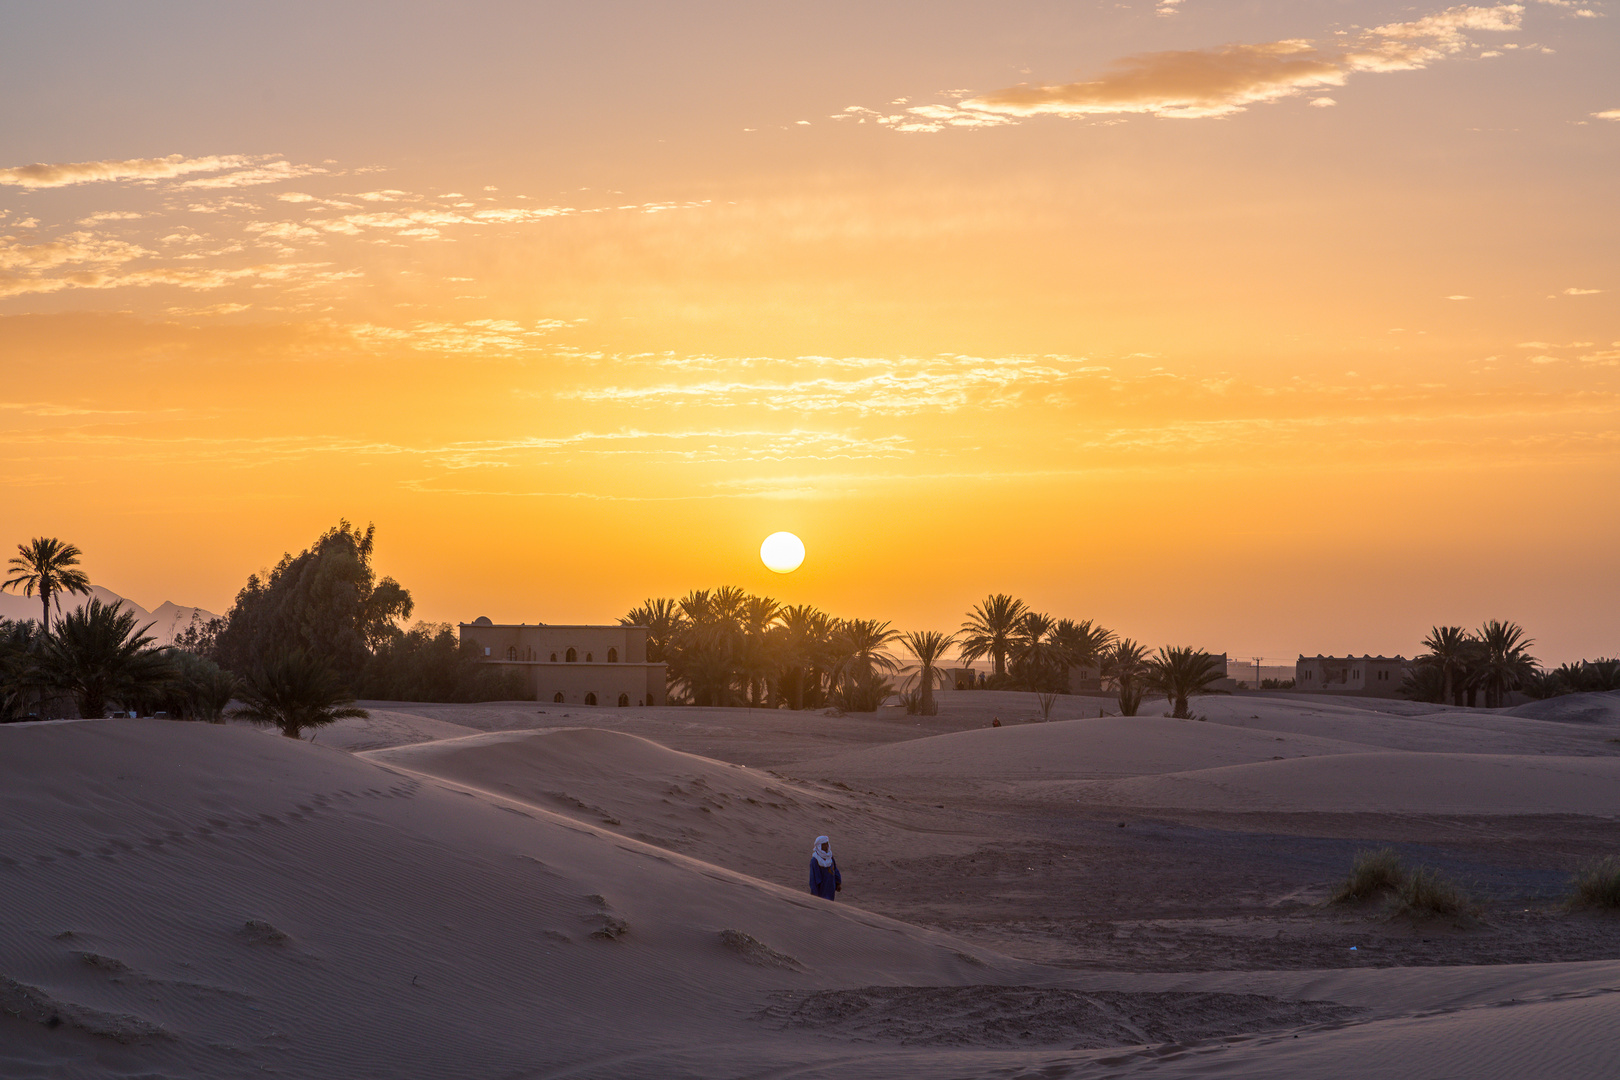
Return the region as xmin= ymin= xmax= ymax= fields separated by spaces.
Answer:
xmin=1563 ymin=286 xmax=1604 ymax=295
xmin=179 ymin=161 xmax=324 ymax=189
xmin=1446 ymin=294 xmax=1473 ymax=300
xmin=842 ymin=4 xmax=1527 ymax=129
xmin=0 ymin=153 xmax=250 ymax=188
xmin=1594 ymin=109 xmax=1620 ymax=120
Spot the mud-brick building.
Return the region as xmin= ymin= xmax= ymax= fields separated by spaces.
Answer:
xmin=1294 ymin=654 xmax=1410 ymax=698
xmin=458 ymin=618 xmax=666 ymax=706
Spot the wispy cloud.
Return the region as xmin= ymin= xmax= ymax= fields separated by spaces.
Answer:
xmin=838 ymin=4 xmax=1532 ymax=129
xmin=179 ymin=160 xmax=324 ymax=189
xmin=0 ymin=153 xmax=251 ymax=188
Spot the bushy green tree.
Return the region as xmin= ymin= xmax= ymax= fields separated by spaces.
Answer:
xmin=214 ymin=521 xmax=412 ymax=682
xmin=0 ymin=618 xmax=47 ymax=721
xmin=356 ymin=622 xmax=530 ymax=702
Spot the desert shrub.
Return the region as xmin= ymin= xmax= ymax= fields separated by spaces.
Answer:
xmin=1568 ymin=857 xmax=1620 ymax=910
xmin=1331 ymin=848 xmax=1407 ymax=903
xmin=898 ymin=688 xmax=937 ymax=716
xmin=1390 ymin=865 xmax=1473 ymax=918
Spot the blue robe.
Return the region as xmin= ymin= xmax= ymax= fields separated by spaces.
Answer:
xmin=809 ymin=856 xmax=841 ymax=900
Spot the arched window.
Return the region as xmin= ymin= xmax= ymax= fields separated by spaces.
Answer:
xmin=607 ymin=648 xmax=618 ymax=663
xmin=617 ymin=693 xmax=629 ymax=707
xmin=585 ymin=652 xmax=593 ymax=662
xmin=565 ymin=648 xmax=577 ymax=663
xmin=506 ymin=646 xmax=517 ymax=661
xmin=549 ymin=652 xmax=557 ymax=662
xmin=584 ymin=692 xmax=597 ymax=706
xmin=554 ymin=692 xmax=564 ymax=703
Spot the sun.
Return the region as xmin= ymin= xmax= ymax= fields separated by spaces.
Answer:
xmin=760 ymin=531 xmax=806 ymax=574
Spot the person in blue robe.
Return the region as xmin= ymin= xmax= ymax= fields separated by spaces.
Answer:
xmin=809 ymin=835 xmax=841 ymax=900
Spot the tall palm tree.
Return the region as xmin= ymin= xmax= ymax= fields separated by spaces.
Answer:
xmin=1475 ymin=620 xmax=1537 ymax=708
xmin=1421 ymin=626 xmax=1473 ymax=706
xmin=229 ymin=649 xmax=369 ymax=739
xmin=622 ymin=598 xmax=687 ymax=663
xmin=832 ymin=618 xmax=900 ymax=711
xmin=1145 ymin=646 xmax=1228 ymax=719
xmin=898 ymin=629 xmax=957 ymax=716
xmin=42 ymin=598 xmax=173 ymax=718
xmin=4 ymin=537 xmax=92 ymax=637
xmin=1053 ymin=618 xmax=1115 ymax=672
xmin=1101 ymin=638 xmax=1149 ymax=716
xmin=959 ymin=594 xmax=1028 ymax=679
xmin=777 ymin=604 xmax=834 ymax=710
xmin=737 ymin=594 xmax=783 ymax=706
xmin=1009 ymin=611 xmax=1068 ymax=691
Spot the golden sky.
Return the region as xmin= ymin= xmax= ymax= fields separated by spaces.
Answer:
xmin=2 ymin=0 xmax=1617 ymax=663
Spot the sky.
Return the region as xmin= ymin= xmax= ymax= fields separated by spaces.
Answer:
xmin=1 ymin=0 xmax=1617 ymax=665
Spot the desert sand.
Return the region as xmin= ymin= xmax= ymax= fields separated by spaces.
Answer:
xmin=4 ymin=690 xmax=1619 ymax=1078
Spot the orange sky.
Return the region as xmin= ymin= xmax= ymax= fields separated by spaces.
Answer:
xmin=2 ymin=0 xmax=1617 ymax=664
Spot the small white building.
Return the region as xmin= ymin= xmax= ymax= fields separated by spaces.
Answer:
xmin=459 ymin=618 xmax=666 ymax=706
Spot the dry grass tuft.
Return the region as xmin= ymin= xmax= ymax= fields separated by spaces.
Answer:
xmin=1568 ymin=857 xmax=1620 ymax=910
xmin=1331 ymin=848 xmax=1406 ymax=903
xmin=1389 ymin=865 xmax=1474 ymax=919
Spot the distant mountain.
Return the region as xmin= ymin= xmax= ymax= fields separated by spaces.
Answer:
xmin=0 ymin=585 xmax=221 ymax=645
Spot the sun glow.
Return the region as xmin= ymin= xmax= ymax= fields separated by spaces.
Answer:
xmin=759 ymin=532 xmax=806 ymax=574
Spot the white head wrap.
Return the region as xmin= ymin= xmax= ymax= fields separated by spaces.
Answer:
xmin=812 ymin=835 xmax=834 ymax=868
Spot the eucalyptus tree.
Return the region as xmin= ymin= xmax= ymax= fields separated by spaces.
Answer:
xmin=898 ymin=629 xmax=957 ymax=716
xmin=1145 ymin=646 xmax=1228 ymax=719
xmin=958 ymin=594 xmax=1028 ymax=680
xmin=1475 ymin=620 xmax=1537 ymax=708
xmin=4 ymin=537 xmax=92 ymax=638
xmin=229 ymin=649 xmax=368 ymax=739
xmin=1101 ymin=638 xmax=1150 ymax=716
xmin=43 ymin=598 xmax=174 ymax=718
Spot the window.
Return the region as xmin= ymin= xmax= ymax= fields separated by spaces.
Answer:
xmin=484 ymin=647 xmax=490 ymax=656
xmin=585 ymin=652 xmax=593 ymax=662
xmin=618 ymin=693 xmax=629 ymax=707
xmin=607 ymin=648 xmax=618 ymax=663
xmin=584 ymin=692 xmax=597 ymax=706
xmin=554 ymin=692 xmax=564 ymax=703
xmin=506 ymin=646 xmax=517 ymax=661
xmin=550 ymin=652 xmax=557 ymax=662
xmin=566 ymin=648 xmax=577 ymax=663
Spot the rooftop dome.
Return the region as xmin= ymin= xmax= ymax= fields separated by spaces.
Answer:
xmin=472 ymin=616 xmax=493 ymax=626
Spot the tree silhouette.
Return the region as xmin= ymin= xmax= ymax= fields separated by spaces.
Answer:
xmin=959 ymin=594 xmax=1028 ymax=679
xmin=229 ymin=649 xmax=368 ymax=739
xmin=4 ymin=537 xmax=92 ymax=638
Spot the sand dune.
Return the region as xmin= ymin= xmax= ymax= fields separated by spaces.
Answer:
xmin=7 ymin=706 xmax=1620 ymax=1078
xmin=796 ymin=714 xmax=1377 ymax=788
xmin=1069 ymin=752 xmax=1620 ymax=816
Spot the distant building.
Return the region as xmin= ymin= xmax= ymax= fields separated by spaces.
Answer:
xmin=1295 ymin=654 xmax=1410 ymax=699
xmin=458 ymin=618 xmax=667 ymax=706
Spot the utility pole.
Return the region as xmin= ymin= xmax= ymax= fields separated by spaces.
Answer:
xmin=1253 ymin=656 xmax=1263 ymax=689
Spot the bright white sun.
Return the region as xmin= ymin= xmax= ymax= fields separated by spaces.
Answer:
xmin=760 ymin=531 xmax=806 ymax=574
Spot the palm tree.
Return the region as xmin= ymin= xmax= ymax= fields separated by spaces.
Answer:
xmin=42 ymin=598 xmax=174 ymax=718
xmin=4 ymin=537 xmax=92 ymax=637
xmin=777 ymin=604 xmax=834 ymax=710
xmin=229 ymin=649 xmax=368 ymax=739
xmin=1009 ymin=611 xmax=1067 ymax=691
xmin=1145 ymin=646 xmax=1228 ymax=719
xmin=1421 ymin=626 xmax=1473 ymax=706
xmin=958 ymin=594 xmax=1028 ymax=679
xmin=1475 ymin=620 xmax=1537 ymax=708
xmin=831 ymin=618 xmax=900 ymax=712
xmin=1101 ymin=638 xmax=1149 ymax=716
xmin=898 ymin=629 xmax=957 ymax=716
xmin=737 ymin=594 xmax=783 ymax=706
xmin=0 ymin=618 xmax=46 ymax=721
xmin=621 ymin=598 xmax=687 ymax=663
xmin=1053 ymin=618 xmax=1114 ymax=672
